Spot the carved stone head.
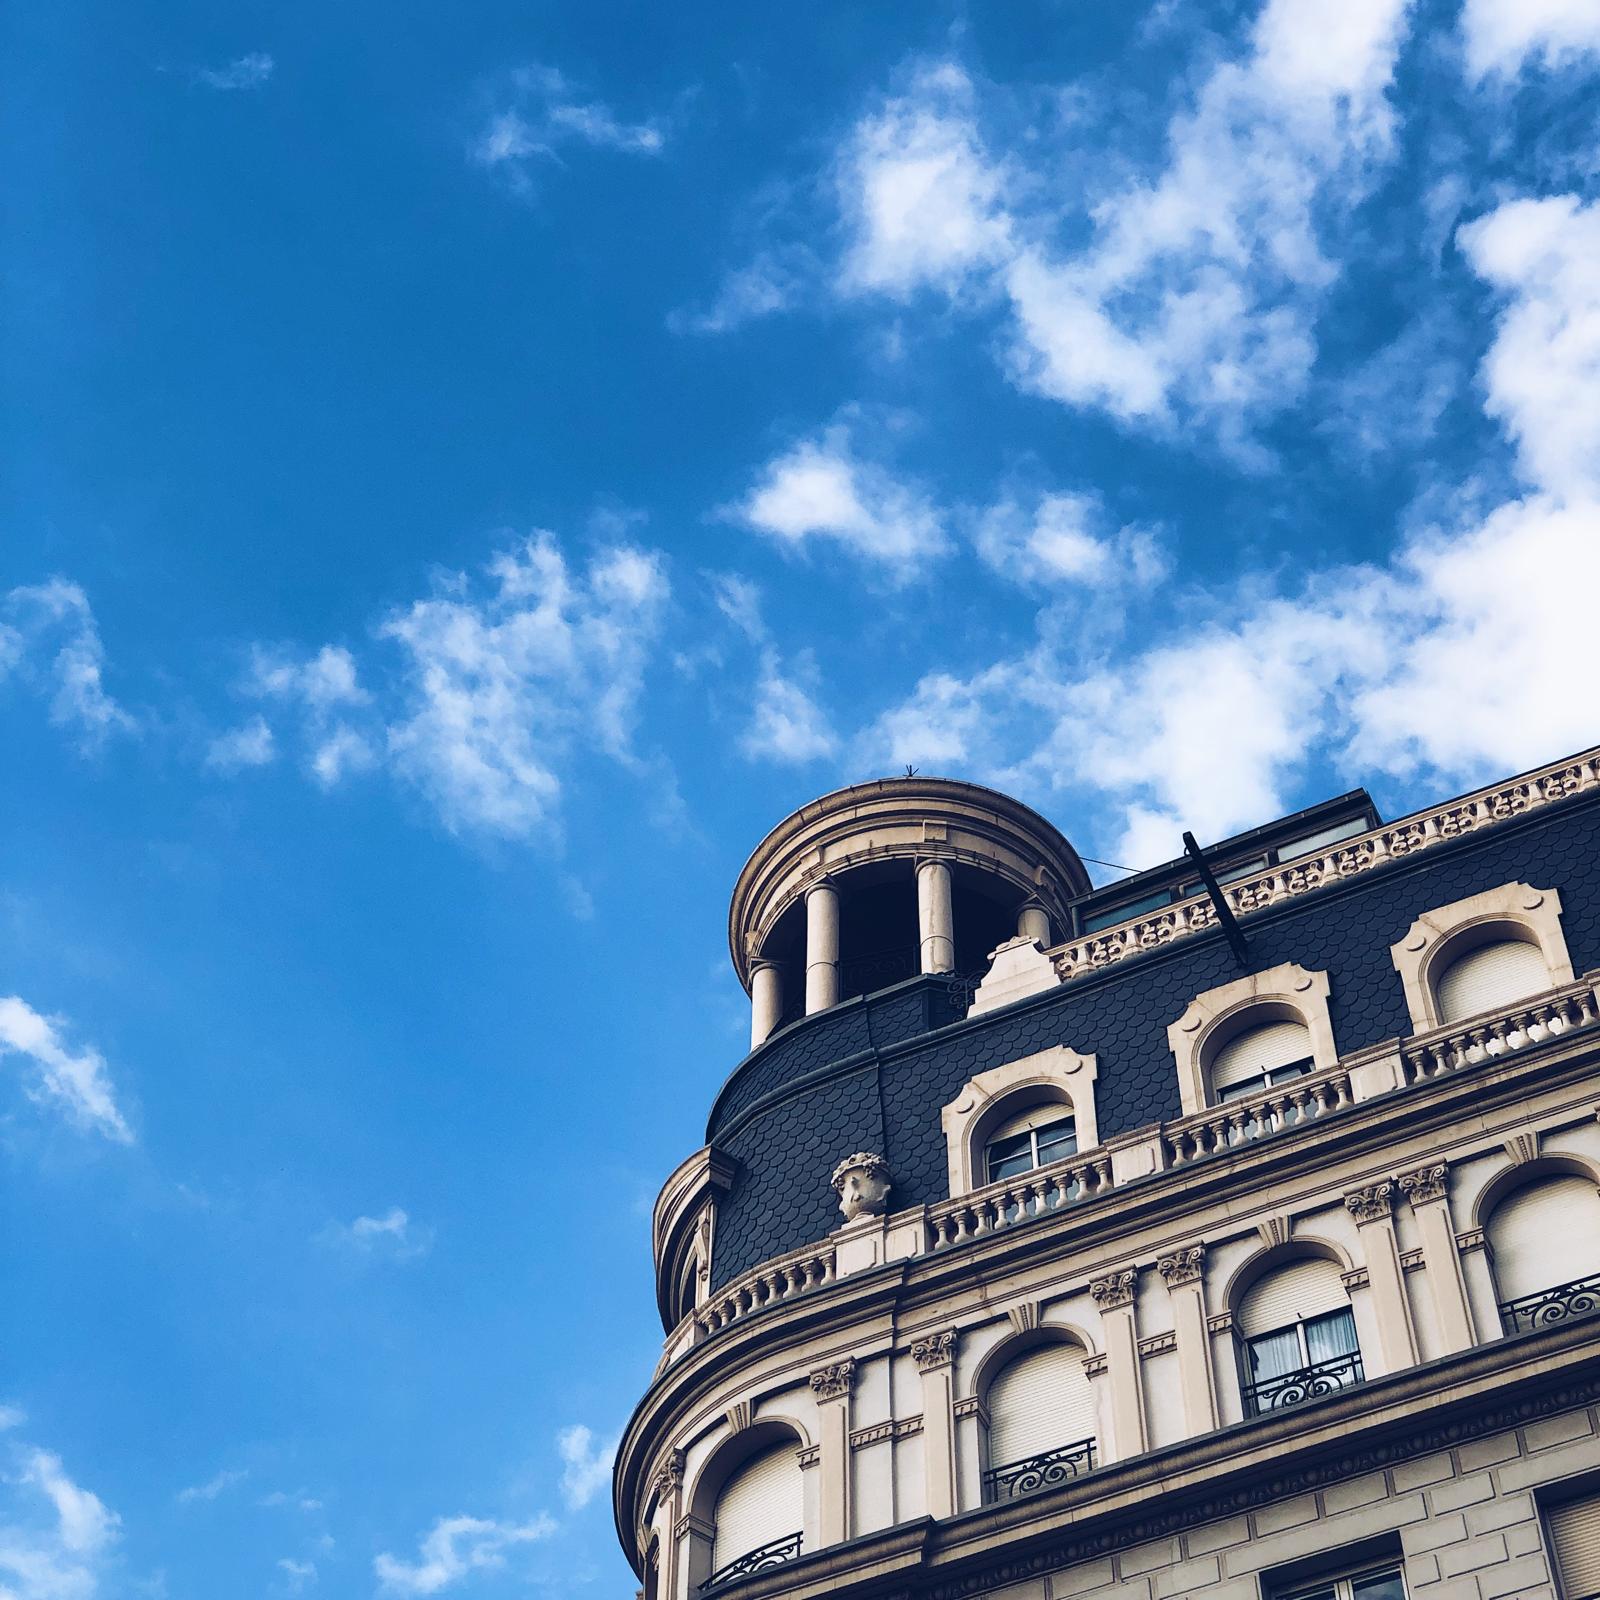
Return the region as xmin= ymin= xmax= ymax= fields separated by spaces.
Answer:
xmin=830 ymin=1152 xmax=892 ymax=1222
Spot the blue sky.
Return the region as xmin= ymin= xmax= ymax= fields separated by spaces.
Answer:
xmin=5 ymin=0 xmax=1600 ymax=1594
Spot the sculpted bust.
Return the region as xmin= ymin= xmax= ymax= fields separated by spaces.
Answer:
xmin=831 ymin=1151 xmax=892 ymax=1222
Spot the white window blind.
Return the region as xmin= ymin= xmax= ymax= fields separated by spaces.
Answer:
xmin=988 ymin=1343 xmax=1097 ymax=1467
xmin=1436 ymin=938 xmax=1548 ymax=1024
xmin=1238 ymin=1258 xmax=1349 ymax=1338
xmin=988 ymin=1103 xmax=1073 ymax=1142
xmin=712 ymin=1444 xmax=802 ymax=1569
xmin=1211 ymin=1020 xmax=1315 ymax=1093
xmin=1488 ymin=1177 xmax=1600 ymax=1303
xmin=1549 ymin=1492 xmax=1600 ymax=1600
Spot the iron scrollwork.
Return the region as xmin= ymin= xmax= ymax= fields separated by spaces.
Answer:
xmin=1499 ymin=1271 xmax=1600 ymax=1335
xmin=701 ymin=1531 xmax=803 ymax=1591
xmin=1242 ymin=1350 xmax=1364 ymax=1416
xmin=982 ymin=1436 xmax=1097 ymax=1501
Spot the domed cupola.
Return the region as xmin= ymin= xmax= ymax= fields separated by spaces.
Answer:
xmin=728 ymin=776 xmax=1090 ymax=1046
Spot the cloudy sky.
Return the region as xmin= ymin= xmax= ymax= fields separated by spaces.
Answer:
xmin=5 ymin=0 xmax=1600 ymax=1594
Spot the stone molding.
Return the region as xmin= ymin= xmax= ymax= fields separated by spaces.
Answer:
xmin=724 ymin=1400 xmax=751 ymax=1434
xmin=1390 ymin=881 xmax=1573 ymax=1034
xmin=1166 ymin=962 xmax=1337 ymax=1117
xmin=1156 ymin=1244 xmax=1205 ymax=1288
xmin=1207 ymin=1311 xmax=1234 ymax=1334
xmin=809 ymin=1359 xmax=857 ymax=1403
xmin=951 ymin=1396 xmax=987 ymax=1423
xmin=1399 ymin=1162 xmax=1449 ymax=1205
xmin=1457 ymin=1227 xmax=1488 ymax=1253
xmin=849 ymin=1417 xmax=923 ymax=1451
xmin=1090 ymin=1269 xmax=1136 ymax=1310
xmin=1344 ymin=1181 xmax=1396 ymax=1223
xmin=1340 ymin=1266 xmax=1371 ymax=1291
xmin=1137 ymin=1331 xmax=1177 ymax=1357
xmin=910 ymin=1330 xmax=957 ymax=1372
xmin=1082 ymin=1353 xmax=1109 ymax=1378
xmin=1400 ymin=1247 xmax=1425 ymax=1271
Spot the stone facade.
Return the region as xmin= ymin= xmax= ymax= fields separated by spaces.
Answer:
xmin=616 ymin=746 xmax=1600 ymax=1600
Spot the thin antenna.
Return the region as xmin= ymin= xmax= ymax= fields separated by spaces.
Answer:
xmin=903 ymin=764 xmax=919 ymax=778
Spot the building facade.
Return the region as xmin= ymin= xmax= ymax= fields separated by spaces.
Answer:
xmin=615 ymin=751 xmax=1600 ymax=1600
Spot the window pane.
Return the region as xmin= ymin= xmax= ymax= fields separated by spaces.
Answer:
xmin=1350 ymin=1571 xmax=1405 ymax=1600
xmin=1276 ymin=816 xmax=1367 ymax=861
xmin=1246 ymin=1327 xmax=1302 ymax=1380
xmin=1264 ymin=1059 xmax=1314 ymax=1086
xmin=1304 ymin=1308 xmax=1358 ymax=1365
xmin=1081 ymin=890 xmax=1172 ymax=932
xmin=986 ymin=1132 xmax=1035 ymax=1183
xmin=1286 ymin=1588 xmax=1337 ymax=1600
xmin=1219 ymin=1073 xmax=1267 ymax=1103
xmin=1034 ymin=1119 xmax=1078 ymax=1165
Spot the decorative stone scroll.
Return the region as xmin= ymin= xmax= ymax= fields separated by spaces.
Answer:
xmin=809 ymin=1358 xmax=858 ymax=1403
xmin=910 ymin=1330 xmax=957 ymax=1372
xmin=650 ymin=1448 xmax=685 ymax=1502
xmin=1156 ymin=1245 xmax=1206 ymax=1289
xmin=1398 ymin=1163 xmax=1449 ymax=1205
xmin=1090 ymin=1269 xmax=1137 ymax=1311
xmin=1344 ymin=1182 xmax=1396 ymax=1224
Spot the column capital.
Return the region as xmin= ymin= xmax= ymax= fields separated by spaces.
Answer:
xmin=804 ymin=875 xmax=839 ymax=899
xmin=650 ymin=1448 xmax=685 ymax=1503
xmin=909 ymin=1329 xmax=957 ymax=1372
xmin=1090 ymin=1268 xmax=1137 ymax=1310
xmin=1398 ymin=1162 xmax=1449 ymax=1205
xmin=1344 ymin=1180 xmax=1396 ymax=1224
xmin=1156 ymin=1244 xmax=1206 ymax=1289
xmin=809 ymin=1358 xmax=857 ymax=1404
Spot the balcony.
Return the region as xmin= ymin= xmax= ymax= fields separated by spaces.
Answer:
xmin=701 ymin=1532 xmax=802 ymax=1592
xmin=983 ymin=1436 xmax=1097 ymax=1502
xmin=1499 ymin=1271 xmax=1600 ymax=1335
xmin=1242 ymin=1350 xmax=1365 ymax=1416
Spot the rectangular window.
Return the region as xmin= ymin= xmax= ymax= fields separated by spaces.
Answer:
xmin=1548 ymin=1490 xmax=1600 ymax=1600
xmin=1279 ymin=1565 xmax=1405 ymax=1600
xmin=1275 ymin=817 xmax=1368 ymax=862
xmin=1080 ymin=889 xmax=1172 ymax=932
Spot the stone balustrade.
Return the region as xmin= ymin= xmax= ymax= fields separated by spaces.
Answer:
xmin=1161 ymin=1062 xmax=1354 ymax=1168
xmin=694 ymin=1238 xmax=837 ymax=1335
xmin=926 ymin=1151 xmax=1113 ymax=1249
xmin=1401 ymin=977 xmax=1599 ymax=1085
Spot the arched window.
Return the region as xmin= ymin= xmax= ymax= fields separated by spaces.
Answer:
xmin=984 ymin=1341 xmax=1097 ymax=1499
xmin=1209 ymin=1019 xmax=1316 ymax=1103
xmin=1435 ymin=935 xmax=1550 ymax=1025
xmin=1486 ymin=1175 xmax=1600 ymax=1333
xmin=984 ymin=1104 xmax=1077 ymax=1183
xmin=709 ymin=1442 xmax=803 ymax=1584
xmin=1236 ymin=1257 xmax=1362 ymax=1415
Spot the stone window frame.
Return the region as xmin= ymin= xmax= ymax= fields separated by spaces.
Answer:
xmin=940 ymin=1046 xmax=1101 ymax=1196
xmin=1389 ymin=881 xmax=1572 ymax=1035
xmin=683 ymin=1415 xmax=814 ymax=1590
xmin=967 ymin=1321 xmax=1102 ymax=1478
xmin=1166 ymin=962 xmax=1337 ymax=1117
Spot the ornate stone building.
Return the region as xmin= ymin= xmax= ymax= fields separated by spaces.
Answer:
xmin=615 ymin=752 xmax=1600 ymax=1600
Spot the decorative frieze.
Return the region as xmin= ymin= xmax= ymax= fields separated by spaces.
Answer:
xmin=849 ymin=1416 xmax=923 ymax=1450
xmin=1083 ymin=1353 xmax=1110 ymax=1378
xmin=1457 ymin=1227 xmax=1488 ymax=1254
xmin=809 ymin=1358 xmax=857 ymax=1403
xmin=1157 ymin=1245 xmax=1205 ymax=1289
xmin=1344 ymin=1181 xmax=1395 ymax=1224
xmin=724 ymin=1400 xmax=752 ymax=1434
xmin=1398 ymin=1163 xmax=1449 ymax=1205
xmin=1090 ymin=1269 xmax=1137 ymax=1310
xmin=1207 ymin=1311 xmax=1234 ymax=1335
xmin=797 ymin=1445 xmax=820 ymax=1470
xmin=952 ymin=1396 xmax=987 ymax=1423
xmin=1341 ymin=1267 xmax=1372 ymax=1291
xmin=1400 ymin=1248 xmax=1425 ymax=1272
xmin=910 ymin=1329 xmax=957 ymax=1372
xmin=1006 ymin=1302 xmax=1040 ymax=1335
xmin=1138 ymin=1331 xmax=1178 ymax=1357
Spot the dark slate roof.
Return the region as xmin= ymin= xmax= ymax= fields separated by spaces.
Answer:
xmin=705 ymin=789 xmax=1600 ymax=1288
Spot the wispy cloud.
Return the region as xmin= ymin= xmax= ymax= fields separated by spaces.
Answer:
xmin=319 ymin=1207 xmax=434 ymax=1262
xmin=195 ymin=52 xmax=274 ymax=91
xmin=0 ymin=995 xmax=134 ymax=1144
xmin=1 ymin=579 xmax=135 ymax=749
xmin=277 ymin=1557 xmax=317 ymax=1592
xmin=556 ymin=1425 xmax=619 ymax=1512
xmin=206 ymin=715 xmax=276 ymax=773
xmin=1460 ymin=0 xmax=1600 ymax=80
xmin=177 ymin=1468 xmax=247 ymax=1505
xmin=0 ymin=1434 xmax=122 ymax=1600
xmin=374 ymin=1513 xmax=556 ymax=1595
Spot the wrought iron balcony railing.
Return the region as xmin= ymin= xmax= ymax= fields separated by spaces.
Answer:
xmin=1500 ymin=1271 xmax=1600 ymax=1335
xmin=982 ymin=1436 xmax=1097 ymax=1501
xmin=701 ymin=1532 xmax=802 ymax=1591
xmin=1242 ymin=1350 xmax=1365 ymax=1416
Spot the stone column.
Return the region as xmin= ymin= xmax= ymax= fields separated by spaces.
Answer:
xmin=1090 ymin=1270 xmax=1147 ymax=1461
xmin=1344 ymin=1183 xmax=1419 ymax=1375
xmin=1156 ymin=1245 xmax=1218 ymax=1438
xmin=810 ymin=1358 xmax=856 ymax=1546
xmin=650 ymin=1451 xmax=686 ymax=1600
xmin=1016 ymin=900 xmax=1051 ymax=946
xmin=911 ymin=1331 xmax=957 ymax=1519
xmin=749 ymin=960 xmax=784 ymax=1049
xmin=805 ymin=880 xmax=840 ymax=1014
xmin=916 ymin=859 xmax=955 ymax=974
xmin=1399 ymin=1163 xmax=1477 ymax=1352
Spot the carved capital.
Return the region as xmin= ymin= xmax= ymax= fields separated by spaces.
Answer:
xmin=809 ymin=1358 xmax=857 ymax=1403
xmin=1344 ymin=1181 xmax=1395 ymax=1224
xmin=650 ymin=1448 xmax=685 ymax=1503
xmin=1090 ymin=1268 xmax=1136 ymax=1310
xmin=1156 ymin=1244 xmax=1206 ymax=1289
xmin=910 ymin=1329 xmax=956 ymax=1372
xmin=1398 ymin=1163 xmax=1449 ymax=1206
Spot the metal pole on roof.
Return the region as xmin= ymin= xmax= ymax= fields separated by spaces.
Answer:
xmin=1182 ymin=830 xmax=1251 ymax=969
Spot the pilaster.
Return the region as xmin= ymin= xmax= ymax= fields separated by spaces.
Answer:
xmin=1089 ymin=1270 xmax=1147 ymax=1459
xmin=910 ymin=1330 xmax=958 ymax=1519
xmin=1156 ymin=1244 xmax=1218 ymax=1437
xmin=1398 ymin=1161 xmax=1477 ymax=1352
xmin=1344 ymin=1181 xmax=1419 ymax=1374
xmin=809 ymin=1358 xmax=856 ymax=1544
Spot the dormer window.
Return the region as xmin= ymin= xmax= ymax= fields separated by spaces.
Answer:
xmin=984 ymin=1106 xmax=1077 ymax=1183
xmin=1211 ymin=1020 xmax=1316 ymax=1104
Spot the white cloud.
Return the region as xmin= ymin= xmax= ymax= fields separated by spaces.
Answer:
xmin=319 ymin=1208 xmax=433 ymax=1262
xmin=473 ymin=65 xmax=664 ymax=192
xmin=741 ymin=657 xmax=837 ymax=765
xmin=670 ymin=251 xmax=810 ymax=335
xmin=974 ymin=491 xmax=1167 ymax=591
xmin=0 ymin=1441 xmax=121 ymax=1600
xmin=0 ymin=996 xmax=134 ymax=1144
xmin=556 ymin=1425 xmax=618 ymax=1512
xmin=1457 ymin=195 xmax=1600 ymax=500
xmin=277 ymin=1557 xmax=317 ymax=1592
xmin=309 ymin=726 xmax=375 ymax=788
xmin=1460 ymin=0 xmax=1600 ymax=79
xmin=195 ymin=52 xmax=274 ymax=91
xmin=731 ymin=426 xmax=950 ymax=573
xmin=380 ymin=537 xmax=669 ymax=838
xmin=251 ymin=645 xmax=368 ymax=712
xmin=374 ymin=1514 xmax=555 ymax=1596
xmin=177 ymin=1469 xmax=246 ymax=1506
xmin=206 ymin=717 xmax=276 ymax=773
xmin=1 ymin=581 xmax=134 ymax=748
